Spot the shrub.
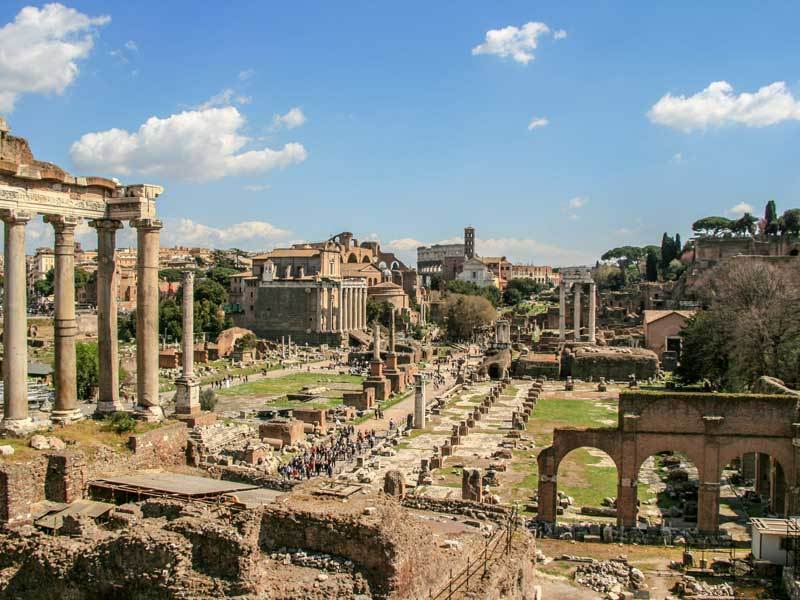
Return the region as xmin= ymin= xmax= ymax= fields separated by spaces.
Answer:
xmin=107 ymin=411 xmax=137 ymax=434
xmin=200 ymin=388 xmax=217 ymax=412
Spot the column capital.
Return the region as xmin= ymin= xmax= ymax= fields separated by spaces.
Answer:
xmin=89 ymin=218 xmax=123 ymax=231
xmin=0 ymin=209 xmax=32 ymax=224
xmin=44 ymin=214 xmax=80 ymax=232
xmin=131 ymin=217 xmax=163 ymax=231
xmin=182 ymin=270 xmax=195 ymax=284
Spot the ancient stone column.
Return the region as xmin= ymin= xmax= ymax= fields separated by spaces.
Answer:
xmin=389 ymin=309 xmax=396 ymax=353
xmin=573 ymin=283 xmax=582 ymax=341
xmin=327 ymin=287 xmax=335 ymax=332
xmin=133 ymin=219 xmax=163 ymax=421
xmin=414 ymin=373 xmax=426 ymax=429
xmin=341 ymin=287 xmax=349 ymax=332
xmin=588 ymin=282 xmax=597 ymax=343
xmin=333 ymin=286 xmax=341 ymax=332
xmin=558 ymin=283 xmax=566 ymax=341
xmin=45 ymin=215 xmax=82 ymax=423
xmin=372 ymin=321 xmax=381 ymax=360
xmin=90 ymin=219 xmax=123 ymax=414
xmin=1 ymin=210 xmax=33 ymax=433
xmin=175 ymin=271 xmax=200 ymax=416
xmin=361 ymin=288 xmax=366 ymax=329
xmin=350 ymin=288 xmax=358 ymax=331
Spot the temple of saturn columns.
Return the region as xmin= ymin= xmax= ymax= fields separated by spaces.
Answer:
xmin=557 ymin=267 xmax=597 ymax=343
xmin=0 ymin=119 xmax=165 ymax=433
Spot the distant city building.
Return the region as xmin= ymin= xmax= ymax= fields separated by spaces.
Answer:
xmin=509 ymin=264 xmax=561 ymax=287
xmin=457 ymin=257 xmax=499 ymax=288
xmin=228 ymin=232 xmax=419 ymax=345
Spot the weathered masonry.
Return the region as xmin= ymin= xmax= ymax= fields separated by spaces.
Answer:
xmin=536 ymin=390 xmax=800 ymax=535
xmin=0 ymin=119 xmax=164 ymax=433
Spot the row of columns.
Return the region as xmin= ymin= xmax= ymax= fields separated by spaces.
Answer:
xmin=558 ymin=281 xmax=597 ymax=343
xmin=338 ymin=285 xmax=367 ymax=333
xmin=1 ymin=210 xmax=163 ymax=432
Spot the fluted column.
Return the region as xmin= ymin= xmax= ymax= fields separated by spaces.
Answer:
xmin=91 ymin=219 xmax=123 ymax=414
xmin=588 ymin=282 xmax=597 ymax=343
xmin=573 ymin=284 xmax=582 ymax=341
xmin=558 ymin=283 xmax=566 ymax=341
xmin=45 ymin=215 xmax=82 ymax=423
xmin=132 ymin=218 xmax=163 ymax=421
xmin=1 ymin=210 xmax=32 ymax=433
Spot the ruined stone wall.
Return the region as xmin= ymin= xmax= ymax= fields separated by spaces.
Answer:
xmin=401 ymin=495 xmax=510 ymax=522
xmin=128 ymin=422 xmax=189 ymax=465
xmin=568 ymin=349 xmax=658 ymax=380
xmin=258 ymin=499 xmax=447 ymax=599
xmin=1 ymin=423 xmax=190 ymax=527
xmin=0 ymin=459 xmax=47 ymax=527
xmin=619 ymin=390 xmax=798 ymax=437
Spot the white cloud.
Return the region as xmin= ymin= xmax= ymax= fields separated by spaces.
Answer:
xmin=124 ymin=40 xmax=137 ymax=51
xmin=386 ymin=238 xmax=425 ymax=251
xmin=476 ymin=237 xmax=595 ymax=266
xmin=0 ymin=3 xmax=110 ymax=112
xmin=472 ymin=22 xmax=563 ymax=65
xmin=553 ymin=29 xmax=567 ymax=40
xmin=726 ymin=202 xmax=754 ymax=217
xmin=163 ymin=218 xmax=292 ymax=249
xmin=243 ymin=183 xmax=271 ymax=192
xmin=273 ymin=107 xmax=307 ymax=129
xmin=70 ymin=106 xmax=308 ymax=182
xmin=648 ymin=81 xmax=800 ymax=132
xmin=238 ymin=68 xmax=255 ymax=81
xmin=671 ymin=152 xmax=684 ymax=164
xmin=196 ymin=88 xmax=251 ymax=110
xmin=527 ymin=117 xmax=549 ymax=130
xmin=568 ymin=196 xmax=588 ymax=210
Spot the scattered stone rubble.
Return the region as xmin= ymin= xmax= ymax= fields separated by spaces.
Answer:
xmin=572 ymin=556 xmax=646 ymax=598
xmin=673 ymin=575 xmax=735 ymax=598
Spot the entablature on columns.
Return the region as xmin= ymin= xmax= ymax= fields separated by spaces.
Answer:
xmin=0 ymin=182 xmax=162 ymax=222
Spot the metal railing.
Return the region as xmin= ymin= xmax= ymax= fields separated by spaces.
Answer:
xmin=429 ymin=506 xmax=520 ymax=600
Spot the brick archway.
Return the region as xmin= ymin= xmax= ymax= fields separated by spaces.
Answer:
xmin=537 ymin=391 xmax=800 ymax=534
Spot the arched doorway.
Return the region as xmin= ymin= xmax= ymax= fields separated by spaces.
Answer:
xmin=636 ymin=451 xmax=701 ymax=529
xmin=347 ymin=253 xmax=358 ymax=263
xmin=554 ymin=447 xmax=619 ymax=523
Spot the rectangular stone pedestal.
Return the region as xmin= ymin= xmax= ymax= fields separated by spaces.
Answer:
xmin=174 ymin=377 xmax=201 ymax=416
xmin=385 ymin=370 xmax=405 ymax=394
xmin=364 ymin=377 xmax=391 ymax=401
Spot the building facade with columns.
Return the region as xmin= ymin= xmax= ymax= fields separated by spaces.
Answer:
xmin=0 ymin=119 xmax=165 ymax=433
xmin=228 ymin=244 xmax=368 ymax=345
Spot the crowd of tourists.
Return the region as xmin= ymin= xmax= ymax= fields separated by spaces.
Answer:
xmin=279 ymin=426 xmax=378 ymax=481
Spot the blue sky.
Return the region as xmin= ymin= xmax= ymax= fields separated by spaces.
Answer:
xmin=2 ymin=1 xmax=800 ymax=265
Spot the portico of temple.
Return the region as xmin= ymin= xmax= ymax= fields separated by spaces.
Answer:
xmin=0 ymin=119 xmax=165 ymax=433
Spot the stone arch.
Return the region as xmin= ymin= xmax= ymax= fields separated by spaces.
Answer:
xmin=555 ymin=446 xmax=620 ymax=513
xmin=347 ymin=253 xmax=358 ymax=263
xmin=633 ymin=437 xmax=707 ymax=482
xmin=635 ymin=449 xmax=702 ymax=527
xmin=362 ymin=255 xmax=371 ymax=263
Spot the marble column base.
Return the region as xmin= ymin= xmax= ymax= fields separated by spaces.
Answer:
xmin=134 ymin=404 xmax=165 ymax=422
xmin=95 ymin=400 xmax=127 ymax=416
xmin=50 ymin=407 xmax=85 ymax=425
xmin=174 ymin=377 xmax=201 ymax=416
xmin=0 ymin=417 xmax=39 ymax=436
